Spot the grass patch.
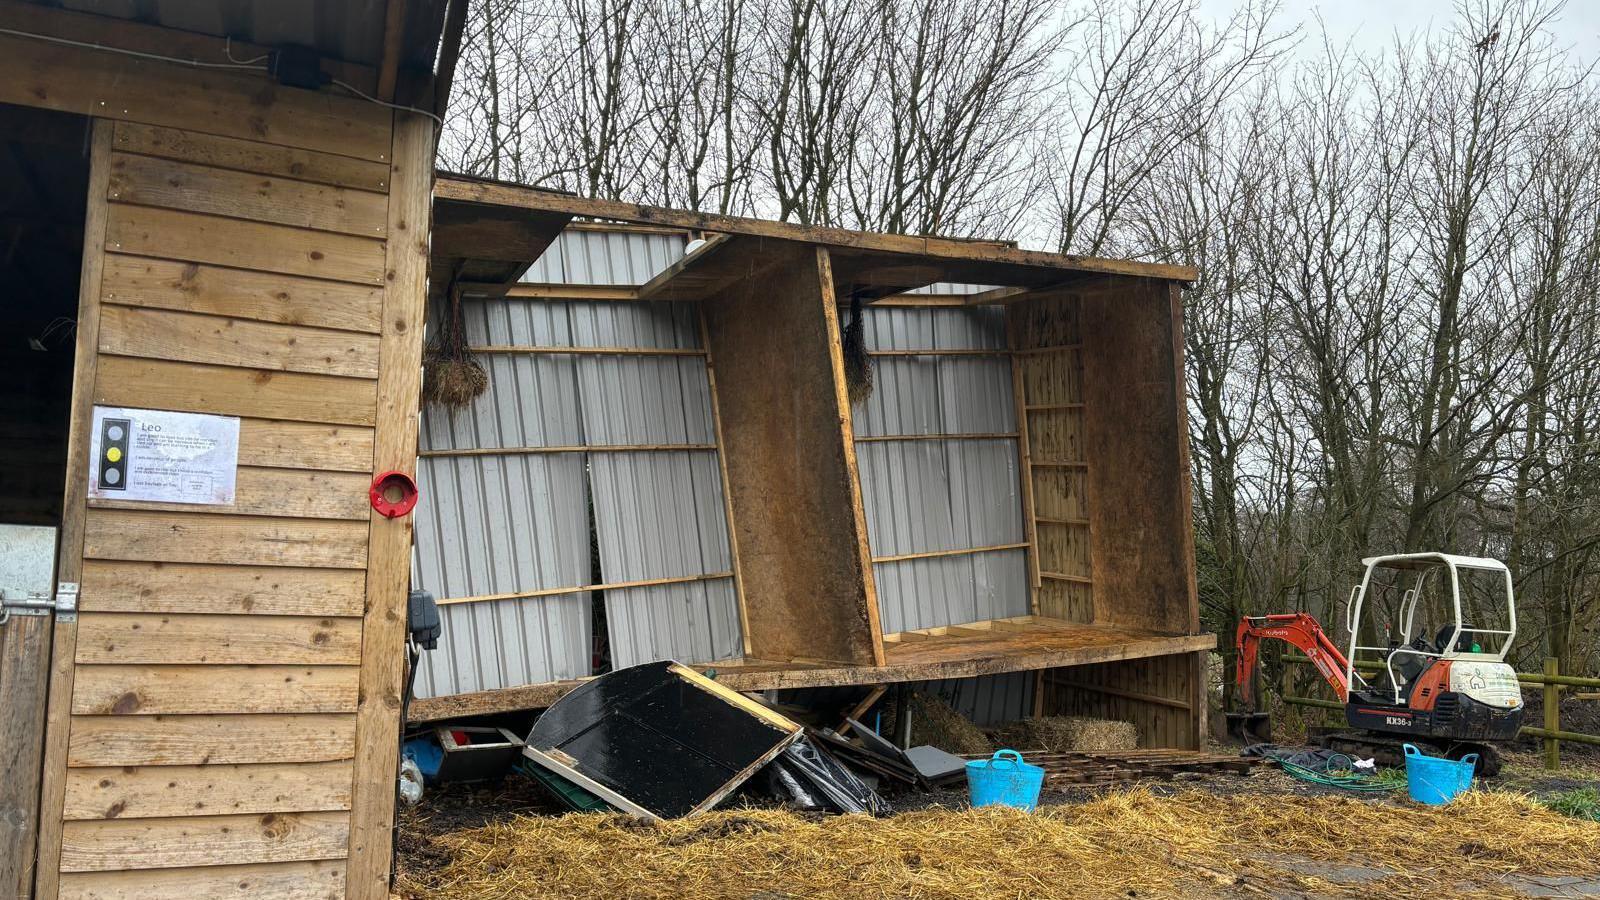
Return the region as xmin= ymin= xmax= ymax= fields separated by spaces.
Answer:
xmin=1543 ymin=786 xmax=1600 ymax=822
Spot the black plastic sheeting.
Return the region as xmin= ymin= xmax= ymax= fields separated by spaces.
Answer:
xmin=759 ymin=735 xmax=888 ymax=816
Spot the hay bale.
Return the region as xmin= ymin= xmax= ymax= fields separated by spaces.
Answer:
xmin=905 ymin=692 xmax=993 ymax=756
xmin=995 ymin=716 xmax=1138 ymax=753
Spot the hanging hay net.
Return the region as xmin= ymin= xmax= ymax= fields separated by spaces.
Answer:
xmin=994 ymin=716 xmax=1139 ymax=753
xmin=422 ymin=288 xmax=488 ymax=408
xmin=396 ymin=788 xmax=1600 ymax=900
xmin=841 ymin=289 xmax=873 ymax=404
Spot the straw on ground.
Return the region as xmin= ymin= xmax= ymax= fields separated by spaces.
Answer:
xmin=396 ymin=788 xmax=1600 ymax=899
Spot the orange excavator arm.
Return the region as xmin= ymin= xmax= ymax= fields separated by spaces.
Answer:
xmin=1236 ymin=613 xmax=1352 ymax=709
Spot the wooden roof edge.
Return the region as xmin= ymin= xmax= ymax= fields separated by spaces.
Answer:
xmin=433 ymin=173 xmax=1199 ymax=285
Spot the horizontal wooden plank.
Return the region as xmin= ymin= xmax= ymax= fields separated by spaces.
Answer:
xmin=79 ymin=561 xmax=364 ymax=618
xmin=63 ymin=761 xmax=353 ymax=821
xmin=59 ymin=810 xmax=348 ymax=872
xmin=0 ymin=31 xmax=390 ymax=160
xmin=238 ymin=419 xmax=375 ymax=473
xmin=98 ymin=305 xmax=381 ymax=379
xmin=106 ymin=205 xmax=386 ymax=286
xmin=102 ymin=255 xmax=384 ymax=334
xmin=75 ymin=613 xmax=362 ymax=665
xmin=72 ymin=664 xmax=359 ymax=715
xmin=89 ymin=465 xmax=373 ymax=521
xmin=109 ymin=151 xmax=388 ymax=238
xmin=95 ymin=356 xmax=378 ymax=427
xmin=59 ymin=859 xmax=345 ymax=900
xmin=67 ymin=714 xmax=356 ymax=767
xmin=115 ymin=121 xmax=390 ymax=192
xmin=83 ymin=510 xmax=370 ymax=569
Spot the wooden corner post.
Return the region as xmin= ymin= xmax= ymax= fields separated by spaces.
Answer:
xmin=345 ymin=110 xmax=435 ymax=899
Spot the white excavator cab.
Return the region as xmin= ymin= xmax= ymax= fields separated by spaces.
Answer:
xmin=1343 ymin=553 xmax=1519 ymax=706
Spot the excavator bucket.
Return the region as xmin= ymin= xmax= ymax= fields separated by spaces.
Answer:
xmin=1225 ymin=711 xmax=1272 ymax=744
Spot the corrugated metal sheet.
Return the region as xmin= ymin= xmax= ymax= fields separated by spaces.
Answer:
xmin=413 ymin=291 xmax=741 ymax=697
xmin=852 ymin=307 xmax=1029 ymax=634
xmin=590 ymin=452 xmax=741 ymax=668
xmin=521 ymin=229 xmax=687 ymax=285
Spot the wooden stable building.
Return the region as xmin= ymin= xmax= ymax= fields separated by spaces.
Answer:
xmin=0 ymin=1 xmax=462 ymax=898
xmin=0 ymin=3 xmax=1212 ymax=898
xmin=409 ymin=178 xmax=1215 ymax=751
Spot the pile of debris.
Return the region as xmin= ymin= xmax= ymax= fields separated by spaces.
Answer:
xmin=402 ymin=659 xmax=1248 ymax=819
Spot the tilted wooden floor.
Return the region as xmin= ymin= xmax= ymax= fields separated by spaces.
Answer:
xmin=409 ymin=616 xmax=1215 ymax=721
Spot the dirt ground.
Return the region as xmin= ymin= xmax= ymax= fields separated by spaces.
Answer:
xmin=394 ymin=747 xmax=1600 ymax=899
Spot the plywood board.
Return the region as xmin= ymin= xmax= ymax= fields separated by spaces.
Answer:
xmin=58 ymin=810 xmax=348 ymax=872
xmin=66 ymin=714 xmax=356 ymax=768
xmin=63 ymin=761 xmax=353 ymax=821
xmin=700 ymin=243 xmax=878 ymax=666
xmin=79 ymin=560 xmax=367 ymax=618
xmin=101 ymin=255 xmax=384 ymax=334
xmin=74 ymin=613 xmax=362 ymax=665
xmin=1078 ymin=280 xmax=1197 ymax=633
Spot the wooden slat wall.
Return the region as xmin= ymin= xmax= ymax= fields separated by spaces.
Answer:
xmin=1007 ymin=291 xmax=1092 ymax=622
xmin=1040 ymin=651 xmax=1204 ymax=750
xmin=0 ymin=29 xmax=412 ymax=892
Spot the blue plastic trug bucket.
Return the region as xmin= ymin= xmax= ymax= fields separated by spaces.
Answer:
xmin=1403 ymin=743 xmax=1477 ymax=805
xmin=966 ymin=749 xmax=1046 ymax=812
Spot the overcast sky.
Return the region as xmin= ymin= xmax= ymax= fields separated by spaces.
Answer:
xmin=1196 ymin=0 xmax=1600 ymax=64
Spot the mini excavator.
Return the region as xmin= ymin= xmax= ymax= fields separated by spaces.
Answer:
xmin=1232 ymin=553 xmax=1524 ymax=775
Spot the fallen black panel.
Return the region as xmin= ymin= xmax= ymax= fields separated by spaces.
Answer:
xmin=524 ymin=660 xmax=802 ymax=819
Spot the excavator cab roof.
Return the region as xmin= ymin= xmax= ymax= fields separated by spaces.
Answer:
xmin=1360 ymin=552 xmax=1508 ymax=572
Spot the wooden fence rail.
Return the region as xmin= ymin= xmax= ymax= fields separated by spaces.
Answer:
xmin=1278 ymin=654 xmax=1600 ymax=769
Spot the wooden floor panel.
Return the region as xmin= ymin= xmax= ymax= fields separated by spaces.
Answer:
xmin=411 ymin=618 xmax=1215 ymax=721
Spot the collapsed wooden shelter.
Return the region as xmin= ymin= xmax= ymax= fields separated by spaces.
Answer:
xmin=0 ymin=2 xmax=1212 ymax=897
xmin=410 ymin=177 xmax=1214 ymax=751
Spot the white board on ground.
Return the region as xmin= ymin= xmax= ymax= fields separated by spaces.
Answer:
xmin=88 ymin=407 xmax=239 ymax=505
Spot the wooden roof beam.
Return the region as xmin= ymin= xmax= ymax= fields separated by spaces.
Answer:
xmin=433 ymin=174 xmax=1199 ymax=284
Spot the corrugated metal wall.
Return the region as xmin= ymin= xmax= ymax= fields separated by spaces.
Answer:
xmin=412 ymin=241 xmax=744 ymax=695
xmin=853 ymin=307 xmax=1030 ymax=634
xmin=415 ymin=226 xmax=1024 ymax=698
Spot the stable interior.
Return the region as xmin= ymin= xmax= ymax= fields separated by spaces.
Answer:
xmin=0 ymin=101 xmax=90 ymax=561
xmin=411 ymin=177 xmax=1211 ymax=746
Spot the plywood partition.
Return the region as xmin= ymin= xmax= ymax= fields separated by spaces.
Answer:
xmin=1078 ymin=278 xmax=1199 ymax=634
xmin=700 ymin=243 xmax=882 ymax=666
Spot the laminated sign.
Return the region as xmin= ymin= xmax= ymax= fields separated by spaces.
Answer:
xmin=88 ymin=407 xmax=240 ymax=505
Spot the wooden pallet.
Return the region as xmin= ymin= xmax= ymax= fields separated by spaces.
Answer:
xmin=964 ymin=749 xmax=1260 ymax=786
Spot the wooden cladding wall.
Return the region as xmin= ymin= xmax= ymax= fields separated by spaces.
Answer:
xmin=1040 ymin=651 xmax=1204 ymax=750
xmin=0 ymin=29 xmax=425 ymax=897
xmin=1007 ymin=291 xmax=1091 ymax=623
